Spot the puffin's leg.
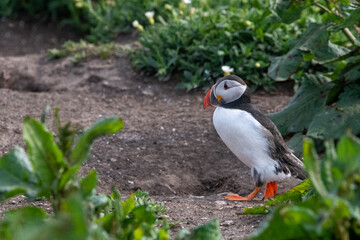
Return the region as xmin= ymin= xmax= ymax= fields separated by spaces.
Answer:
xmin=264 ymin=181 xmax=278 ymax=199
xmin=224 ymin=186 xmax=262 ymax=201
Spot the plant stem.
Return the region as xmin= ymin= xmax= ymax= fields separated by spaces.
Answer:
xmin=342 ymin=28 xmax=357 ymax=45
xmin=314 ymin=3 xmax=331 ymax=13
xmin=353 ymin=25 xmax=360 ymax=37
xmin=314 ymin=2 xmax=357 ymax=45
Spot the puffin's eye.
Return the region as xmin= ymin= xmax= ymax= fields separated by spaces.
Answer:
xmin=224 ymin=82 xmax=230 ymax=90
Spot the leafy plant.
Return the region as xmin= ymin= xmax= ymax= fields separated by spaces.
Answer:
xmin=0 ymin=109 xmax=124 ymax=212
xmin=132 ymin=0 xmax=309 ymax=90
xmin=0 ymin=109 xmax=223 ymax=239
xmin=268 ymin=0 xmax=360 ymax=153
xmin=81 ymin=0 xmax=180 ymax=43
xmin=248 ymin=132 xmax=360 ymax=240
xmin=0 ymin=0 xmax=180 ymax=42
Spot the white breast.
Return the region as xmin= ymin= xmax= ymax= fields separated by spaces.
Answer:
xmin=213 ymin=107 xmax=290 ymax=183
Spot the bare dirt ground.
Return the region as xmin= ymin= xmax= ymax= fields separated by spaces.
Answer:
xmin=0 ymin=19 xmax=299 ymax=239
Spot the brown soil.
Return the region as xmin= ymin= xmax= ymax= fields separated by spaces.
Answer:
xmin=0 ymin=18 xmax=300 ymax=239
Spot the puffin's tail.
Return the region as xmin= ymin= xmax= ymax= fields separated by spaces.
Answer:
xmin=288 ymin=153 xmax=307 ymax=180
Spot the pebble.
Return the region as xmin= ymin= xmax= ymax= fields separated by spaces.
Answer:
xmin=221 ymin=220 xmax=234 ymax=226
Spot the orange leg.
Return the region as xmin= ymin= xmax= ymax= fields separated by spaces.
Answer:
xmin=224 ymin=186 xmax=262 ymax=201
xmin=264 ymin=181 xmax=278 ymax=199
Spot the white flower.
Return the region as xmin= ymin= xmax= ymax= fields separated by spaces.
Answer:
xmin=145 ymin=11 xmax=154 ymax=18
xmin=221 ymin=66 xmax=234 ymax=73
xmin=132 ymin=20 xmax=140 ymax=28
xmin=132 ymin=20 xmax=144 ymax=31
xmin=183 ymin=0 xmax=192 ymax=4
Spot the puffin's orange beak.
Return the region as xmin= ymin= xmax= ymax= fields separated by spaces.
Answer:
xmin=203 ymin=88 xmax=214 ymax=109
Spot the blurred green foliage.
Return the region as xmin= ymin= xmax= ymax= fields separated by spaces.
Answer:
xmin=47 ymin=40 xmax=129 ymax=63
xmin=132 ymin=0 xmax=310 ymax=90
xmin=247 ymin=132 xmax=360 ymax=240
xmin=0 ymin=0 xmax=180 ymax=42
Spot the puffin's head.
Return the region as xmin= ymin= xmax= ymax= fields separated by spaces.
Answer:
xmin=203 ymin=75 xmax=248 ymax=109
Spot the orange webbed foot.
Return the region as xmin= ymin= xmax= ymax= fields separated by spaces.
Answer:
xmin=224 ymin=186 xmax=262 ymax=201
xmin=264 ymin=181 xmax=278 ymax=199
xmin=224 ymin=194 xmax=253 ymax=201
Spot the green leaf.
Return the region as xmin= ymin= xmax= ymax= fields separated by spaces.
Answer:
xmin=121 ymin=193 xmax=136 ymax=218
xmin=0 ymin=147 xmax=39 ymax=200
xmin=38 ymin=196 xmax=89 ymax=240
xmin=249 ymin=205 xmax=318 ymax=240
xmin=5 ymin=206 xmax=47 ymax=222
xmin=338 ymin=62 xmax=360 ymax=83
xmin=1 ymin=206 xmax=48 ymax=240
xmin=268 ymin=23 xmax=350 ymax=81
xmin=269 ymin=0 xmax=309 ymax=23
xmin=22 ymin=117 xmax=64 ymax=193
xmin=307 ymin=85 xmax=360 ymax=139
xmin=303 ymin=138 xmax=328 ymax=198
xmin=71 ymin=118 xmax=124 ymax=166
xmin=268 ymin=49 xmax=302 ymax=81
xmin=41 ymin=105 xmax=50 ymax=124
xmin=321 ymin=140 xmax=336 ymax=190
xmin=175 ymin=219 xmax=222 ymax=240
xmin=336 ymin=132 xmax=360 ymax=176
xmin=269 ymin=77 xmax=332 ymax=135
xmin=286 ymin=133 xmax=304 ymax=155
xmin=131 ymin=205 xmax=156 ymax=224
xmin=80 ymin=170 xmax=98 ymax=197
xmin=88 ymin=194 xmax=110 ymax=209
xmin=58 ymin=165 xmax=80 ymax=191
xmin=328 ymin=8 xmax=360 ymax=31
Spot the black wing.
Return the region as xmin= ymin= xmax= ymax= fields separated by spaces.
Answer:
xmin=239 ymin=104 xmax=307 ymax=180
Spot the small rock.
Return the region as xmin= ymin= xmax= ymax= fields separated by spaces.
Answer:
xmin=142 ymin=89 xmax=154 ymax=96
xmin=215 ymin=200 xmax=227 ymax=205
xmin=190 ymin=195 xmax=205 ymax=199
xmin=220 ymin=220 xmax=234 ymax=226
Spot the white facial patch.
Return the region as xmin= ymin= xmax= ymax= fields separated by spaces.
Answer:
xmin=214 ymin=80 xmax=247 ymax=104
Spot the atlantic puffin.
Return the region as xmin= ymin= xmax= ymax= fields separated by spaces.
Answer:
xmin=203 ymin=75 xmax=306 ymax=201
